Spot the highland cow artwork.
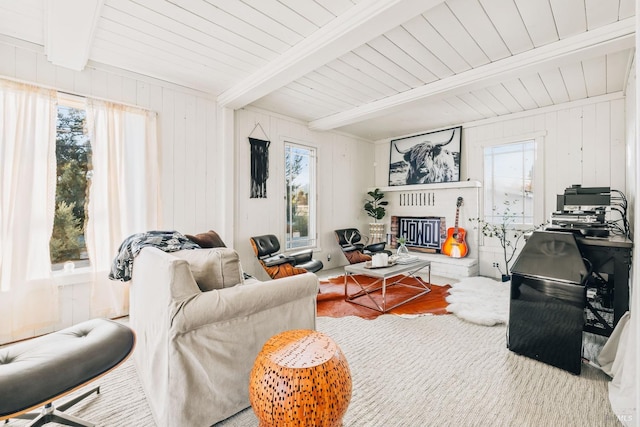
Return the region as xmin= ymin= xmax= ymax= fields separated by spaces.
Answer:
xmin=389 ymin=126 xmax=461 ymax=186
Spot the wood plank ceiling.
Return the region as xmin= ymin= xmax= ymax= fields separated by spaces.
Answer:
xmin=0 ymin=0 xmax=635 ymax=140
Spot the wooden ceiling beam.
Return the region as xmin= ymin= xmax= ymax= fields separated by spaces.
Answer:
xmin=45 ymin=0 xmax=104 ymax=71
xmin=309 ymin=18 xmax=636 ymax=131
xmin=217 ymin=0 xmax=446 ymax=109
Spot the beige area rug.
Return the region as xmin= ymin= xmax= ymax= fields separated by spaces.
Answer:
xmin=6 ymin=315 xmax=621 ymax=427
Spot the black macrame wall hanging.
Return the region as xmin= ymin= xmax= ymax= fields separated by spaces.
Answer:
xmin=249 ymin=123 xmax=270 ymax=199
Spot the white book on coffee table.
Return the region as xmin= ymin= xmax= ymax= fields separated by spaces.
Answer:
xmin=395 ymin=255 xmax=419 ymax=264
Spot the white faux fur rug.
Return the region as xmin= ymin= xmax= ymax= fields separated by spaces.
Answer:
xmin=445 ymin=276 xmax=510 ymax=326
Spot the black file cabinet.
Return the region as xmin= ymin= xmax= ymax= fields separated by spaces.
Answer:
xmin=507 ymin=232 xmax=632 ymax=374
xmin=508 ymin=231 xmax=588 ymax=374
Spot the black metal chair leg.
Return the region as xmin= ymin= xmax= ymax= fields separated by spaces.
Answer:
xmin=57 ymin=386 xmax=100 ymax=412
xmin=6 ymin=387 xmax=100 ymax=426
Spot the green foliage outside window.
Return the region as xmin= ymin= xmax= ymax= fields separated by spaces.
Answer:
xmin=285 ymin=143 xmax=315 ymax=249
xmin=49 ymin=105 xmax=91 ymax=265
xmin=285 ymin=149 xmax=304 ymax=233
xmin=50 ymin=201 xmax=83 ymax=263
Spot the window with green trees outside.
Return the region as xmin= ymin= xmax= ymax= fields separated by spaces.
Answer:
xmin=284 ymin=141 xmax=316 ymax=250
xmin=50 ymin=97 xmax=92 ymax=270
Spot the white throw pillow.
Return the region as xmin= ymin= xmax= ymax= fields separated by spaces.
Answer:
xmin=172 ymin=248 xmax=243 ymax=291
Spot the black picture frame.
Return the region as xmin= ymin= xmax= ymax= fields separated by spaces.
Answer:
xmin=388 ymin=126 xmax=462 ymax=186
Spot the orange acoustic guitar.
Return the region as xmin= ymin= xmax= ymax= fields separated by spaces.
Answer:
xmin=441 ymin=196 xmax=468 ymax=258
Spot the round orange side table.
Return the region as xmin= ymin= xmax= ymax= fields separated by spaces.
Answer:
xmin=249 ymin=329 xmax=352 ymax=427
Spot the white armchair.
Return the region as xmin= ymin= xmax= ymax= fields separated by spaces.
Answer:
xmin=129 ymin=247 xmax=318 ymax=427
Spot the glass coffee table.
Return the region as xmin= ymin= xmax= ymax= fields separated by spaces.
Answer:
xmin=343 ymin=259 xmax=431 ymax=313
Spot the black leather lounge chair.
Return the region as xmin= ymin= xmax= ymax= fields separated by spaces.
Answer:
xmin=334 ymin=228 xmax=392 ymax=264
xmin=250 ymin=234 xmax=323 ymax=279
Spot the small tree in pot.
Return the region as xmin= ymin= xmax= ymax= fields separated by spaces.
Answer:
xmin=364 ymin=188 xmax=388 ymax=221
xmin=364 ymin=188 xmax=388 ymax=243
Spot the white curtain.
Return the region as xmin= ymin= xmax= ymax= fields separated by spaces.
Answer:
xmin=85 ymin=100 xmax=161 ymax=319
xmin=598 ymin=310 xmax=636 ymax=425
xmin=0 ymin=79 xmax=58 ymax=342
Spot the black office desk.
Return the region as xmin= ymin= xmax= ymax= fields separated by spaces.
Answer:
xmin=575 ymin=235 xmax=632 ymax=336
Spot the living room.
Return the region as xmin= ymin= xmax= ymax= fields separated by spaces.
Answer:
xmin=0 ymin=1 xmax=638 ymax=426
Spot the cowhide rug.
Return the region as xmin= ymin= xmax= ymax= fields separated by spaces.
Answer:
xmin=318 ymin=274 xmax=451 ymax=320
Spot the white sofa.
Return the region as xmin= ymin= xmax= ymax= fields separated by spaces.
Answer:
xmin=129 ymin=246 xmax=319 ymax=427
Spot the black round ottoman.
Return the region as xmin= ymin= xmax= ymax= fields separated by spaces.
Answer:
xmin=0 ymin=318 xmax=135 ymax=426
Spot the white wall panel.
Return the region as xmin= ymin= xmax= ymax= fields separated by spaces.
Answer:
xmin=106 ymin=72 xmax=124 ymax=102
xmin=594 ymin=102 xmax=612 ymax=186
xmin=579 ymin=105 xmax=609 ymax=187
xmin=14 ymin=47 xmax=37 ymax=82
xmin=172 ymin=94 xmax=188 ymax=230
xmin=542 ymin=110 xmax=559 ymax=212
xmin=611 ymin=98 xmax=627 ymax=195
xmin=623 ymin=57 xmax=635 ymax=232
xmin=568 ymin=107 xmax=586 ymax=183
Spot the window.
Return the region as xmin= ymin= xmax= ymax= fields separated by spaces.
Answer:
xmin=284 ymin=142 xmax=317 ymax=250
xmin=483 ymin=140 xmax=535 ymax=225
xmin=50 ymin=96 xmax=92 ymax=270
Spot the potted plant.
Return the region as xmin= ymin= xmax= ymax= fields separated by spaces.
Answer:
xmin=471 ymin=198 xmax=546 ymax=281
xmin=364 ymin=188 xmax=388 ymax=242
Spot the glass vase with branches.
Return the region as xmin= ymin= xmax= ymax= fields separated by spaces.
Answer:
xmin=471 ymin=198 xmax=546 ymax=280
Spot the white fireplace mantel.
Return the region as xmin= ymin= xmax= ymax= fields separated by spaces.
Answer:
xmin=371 ymin=180 xmax=482 ymax=192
